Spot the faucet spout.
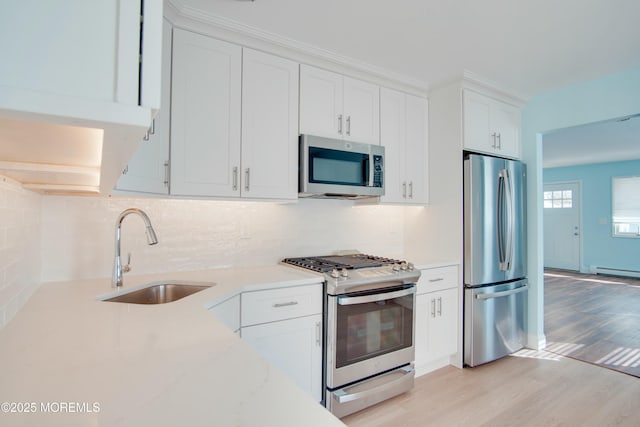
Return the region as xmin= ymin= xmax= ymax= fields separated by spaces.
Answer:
xmin=112 ymin=208 xmax=158 ymax=288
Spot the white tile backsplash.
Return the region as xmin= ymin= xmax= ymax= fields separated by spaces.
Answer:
xmin=0 ymin=176 xmax=41 ymax=328
xmin=41 ymin=196 xmax=407 ymax=282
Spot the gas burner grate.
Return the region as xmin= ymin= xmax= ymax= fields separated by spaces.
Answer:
xmin=282 ymin=254 xmax=404 ymax=273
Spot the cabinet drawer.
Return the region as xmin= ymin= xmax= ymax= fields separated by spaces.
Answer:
xmin=241 ymin=284 xmax=322 ymax=327
xmin=418 ymin=265 xmax=458 ymax=294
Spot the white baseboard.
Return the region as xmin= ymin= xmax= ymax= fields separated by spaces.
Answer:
xmin=589 ymin=266 xmax=640 ymax=279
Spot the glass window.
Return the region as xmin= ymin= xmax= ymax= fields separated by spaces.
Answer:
xmin=612 ymin=176 xmax=640 ymax=238
xmin=543 ymin=189 xmax=573 ymax=209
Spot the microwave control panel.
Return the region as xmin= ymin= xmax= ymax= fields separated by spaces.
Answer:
xmin=373 ymin=155 xmax=383 ymax=188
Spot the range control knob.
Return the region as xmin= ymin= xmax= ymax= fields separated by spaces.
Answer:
xmin=340 ymin=268 xmax=349 ymax=278
xmin=400 ymin=262 xmax=408 ymax=271
xmin=392 ymin=264 xmax=401 ymax=272
xmin=330 ymin=269 xmax=340 ymax=279
xmin=407 ymin=262 xmax=415 ymax=271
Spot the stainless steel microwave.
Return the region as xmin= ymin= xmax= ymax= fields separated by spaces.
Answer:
xmin=299 ymin=134 xmax=385 ymax=199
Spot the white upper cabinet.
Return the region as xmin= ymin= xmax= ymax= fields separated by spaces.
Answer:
xmin=300 ymin=65 xmax=379 ymax=144
xmin=115 ymin=19 xmax=172 ymax=195
xmin=170 ymin=29 xmax=242 ymax=197
xmin=0 ymin=0 xmax=163 ymax=194
xmin=463 ymin=89 xmax=521 ymax=159
xmin=240 ymin=48 xmax=299 ymax=200
xmin=380 ymin=88 xmax=429 ymax=204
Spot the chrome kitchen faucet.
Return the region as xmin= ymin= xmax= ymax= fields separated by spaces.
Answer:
xmin=112 ymin=208 xmax=158 ymax=288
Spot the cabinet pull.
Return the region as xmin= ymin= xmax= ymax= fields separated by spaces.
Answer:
xmin=491 ymin=132 xmax=497 ymax=148
xmin=437 ymin=297 xmax=442 ymax=316
xmin=430 ymin=298 xmax=436 ymax=318
xmin=143 ymin=129 xmax=150 ymax=141
xmin=429 ymin=277 xmax=444 ymax=283
xmin=346 ymin=115 xmax=351 ymax=136
xmin=232 ymin=167 xmax=239 ymax=191
xmin=409 ymin=182 xmax=413 ymax=199
xmin=315 ymin=321 xmax=321 ymax=346
xmin=402 ymin=182 xmax=407 ymax=198
xmin=150 ymin=119 xmax=156 ymax=136
xmin=163 ymin=161 xmax=169 ymax=187
xmin=496 ymin=133 xmax=502 ymax=149
xmin=338 ymin=114 xmax=343 ymax=135
xmin=273 ymin=301 xmax=298 ymax=308
xmin=244 ymin=168 xmax=250 ymax=191
xmin=122 ymin=165 xmax=128 ymax=175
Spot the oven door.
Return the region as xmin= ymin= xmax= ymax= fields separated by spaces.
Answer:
xmin=326 ymin=284 xmax=416 ymax=389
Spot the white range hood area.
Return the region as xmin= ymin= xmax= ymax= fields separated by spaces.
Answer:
xmin=0 ymin=0 xmax=163 ymax=195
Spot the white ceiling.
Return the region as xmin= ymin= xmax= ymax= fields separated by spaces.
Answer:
xmin=174 ymin=0 xmax=640 ymax=167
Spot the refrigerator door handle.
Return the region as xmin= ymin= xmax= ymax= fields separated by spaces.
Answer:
xmin=497 ymin=170 xmax=507 ymax=270
xmin=475 ymin=284 xmax=529 ymax=300
xmin=504 ymin=169 xmax=515 ymax=271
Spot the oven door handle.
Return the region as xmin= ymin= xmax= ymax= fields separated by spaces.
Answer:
xmin=337 ymin=286 xmax=415 ymax=306
xmin=332 ymin=365 xmax=414 ymax=403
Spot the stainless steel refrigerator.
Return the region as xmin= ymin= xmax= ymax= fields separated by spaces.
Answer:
xmin=463 ymin=153 xmax=528 ymax=367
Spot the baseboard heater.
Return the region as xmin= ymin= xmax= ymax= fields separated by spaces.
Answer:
xmin=589 ymin=266 xmax=640 ymax=279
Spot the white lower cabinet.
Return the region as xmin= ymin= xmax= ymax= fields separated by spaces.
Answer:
xmin=241 ymin=284 xmax=323 ymax=402
xmin=242 ymin=314 xmax=323 ymax=402
xmin=414 ymin=265 xmax=459 ymax=376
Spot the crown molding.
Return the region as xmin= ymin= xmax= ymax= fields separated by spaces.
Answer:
xmin=461 ymin=70 xmax=527 ymax=105
xmin=165 ymin=0 xmax=430 ymax=96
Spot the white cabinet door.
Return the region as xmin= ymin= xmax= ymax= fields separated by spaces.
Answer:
xmin=241 ymin=49 xmax=299 ymax=200
xmin=242 ymin=314 xmax=323 ymax=402
xmin=492 ymin=101 xmax=521 ymax=159
xmin=404 ymin=94 xmax=429 ymax=204
xmin=343 ymin=77 xmax=380 ymax=144
xmin=300 ymin=65 xmax=380 ymax=144
xmin=115 ymin=19 xmax=172 ymax=194
xmin=299 ymin=65 xmax=343 ymax=139
xmin=463 ymin=89 xmax=521 ymax=159
xmin=170 ymin=29 xmax=242 ymax=197
xmin=415 ymin=287 xmax=458 ymax=373
xmin=380 ymin=89 xmax=428 ymax=204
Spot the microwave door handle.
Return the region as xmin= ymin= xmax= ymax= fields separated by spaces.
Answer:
xmin=337 ymin=286 xmax=416 ymax=305
xmin=368 ymin=153 xmax=374 ymax=187
xmin=362 ymin=155 xmax=371 ymax=187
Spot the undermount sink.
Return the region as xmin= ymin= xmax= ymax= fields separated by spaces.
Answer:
xmin=101 ymin=281 xmax=215 ymax=305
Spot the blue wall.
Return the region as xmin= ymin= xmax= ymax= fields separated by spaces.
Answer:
xmin=544 ymin=160 xmax=640 ymax=272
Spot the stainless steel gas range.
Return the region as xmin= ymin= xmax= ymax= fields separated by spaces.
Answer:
xmin=282 ymin=254 xmax=420 ymax=418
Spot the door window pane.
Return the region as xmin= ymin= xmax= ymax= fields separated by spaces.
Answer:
xmin=543 ymin=188 xmax=573 ymax=209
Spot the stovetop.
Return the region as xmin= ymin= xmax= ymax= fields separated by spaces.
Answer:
xmin=282 ymin=254 xmax=402 ymax=273
xmin=282 ymin=254 xmax=421 ymax=295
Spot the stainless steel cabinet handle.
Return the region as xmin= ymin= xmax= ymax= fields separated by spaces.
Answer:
xmin=143 ymin=129 xmax=150 ymax=141
xmin=244 ymin=168 xmax=250 ymax=191
xmin=122 ymin=165 xmax=129 ymax=175
xmin=150 ymin=119 xmax=156 ymax=136
xmin=346 ymin=116 xmax=351 ymax=136
xmin=332 ymin=366 xmax=414 ymax=403
xmin=437 ymin=297 xmax=442 ymax=316
xmin=476 ymin=284 xmax=528 ymax=300
xmin=315 ymin=321 xmax=321 ymax=346
xmin=491 ymin=132 xmax=497 ymax=148
xmin=338 ymin=114 xmax=343 ymax=135
xmin=429 ymin=277 xmax=444 ymax=283
xmin=163 ymin=161 xmax=169 ymax=187
xmin=496 ymin=133 xmax=502 ymax=149
xmin=409 ymin=182 xmax=413 ymax=199
xmin=430 ymin=298 xmax=436 ymax=318
xmin=232 ymin=167 xmax=238 ymax=191
xmin=338 ymin=286 xmax=415 ymax=306
xmin=403 ymin=182 xmax=407 ymax=198
xmin=273 ymin=301 xmax=298 ymax=308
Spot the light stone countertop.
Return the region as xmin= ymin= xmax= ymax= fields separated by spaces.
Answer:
xmin=0 ymin=265 xmax=345 ymax=427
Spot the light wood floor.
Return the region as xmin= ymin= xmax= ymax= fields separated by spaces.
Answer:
xmin=342 ymin=351 xmax=640 ymax=426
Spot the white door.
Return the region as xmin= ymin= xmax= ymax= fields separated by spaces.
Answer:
xmin=241 ymin=314 xmax=323 ymax=402
xmin=543 ymin=182 xmax=581 ymax=270
xmin=342 ymin=76 xmax=380 ymax=144
xmin=404 ymin=94 xmax=429 ymax=204
xmin=241 ymin=48 xmax=299 ymax=200
xmin=491 ymin=100 xmax=520 ymax=159
xmin=379 ymin=87 xmax=406 ymax=203
xmin=299 ymin=65 xmax=343 ymax=139
xmin=463 ymin=89 xmax=492 ymax=154
xmin=170 ymin=29 xmax=242 ymax=197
